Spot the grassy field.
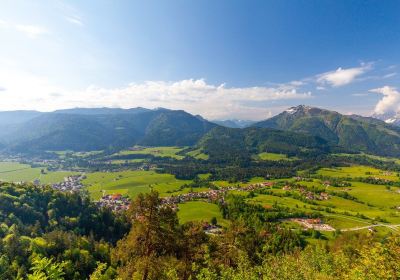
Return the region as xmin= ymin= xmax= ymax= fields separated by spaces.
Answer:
xmin=110 ymin=159 xmax=145 ymax=164
xmin=52 ymin=150 xmax=103 ymax=159
xmin=335 ymin=153 xmax=400 ymax=165
xmin=177 ymin=201 xmax=228 ymax=226
xmin=115 ymin=146 xmax=186 ymax=159
xmin=83 ymin=170 xmax=191 ymax=199
xmin=247 ymin=165 xmax=400 ymax=230
xmin=317 ymin=165 xmax=399 ymax=181
xmin=186 ymin=149 xmax=209 ymax=160
xmin=256 ymin=152 xmax=297 ymax=161
xmin=0 ymin=162 xmax=77 ymax=184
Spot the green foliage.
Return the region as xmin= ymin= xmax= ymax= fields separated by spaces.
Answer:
xmin=27 ymin=255 xmax=66 ymax=280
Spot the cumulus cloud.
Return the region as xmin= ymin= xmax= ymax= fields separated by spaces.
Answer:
xmin=317 ymin=63 xmax=372 ymax=87
xmin=15 ymin=24 xmax=48 ymax=38
xmin=0 ymin=67 xmax=312 ymax=120
xmin=67 ymin=80 xmax=311 ymax=119
xmin=370 ymin=86 xmax=400 ymax=115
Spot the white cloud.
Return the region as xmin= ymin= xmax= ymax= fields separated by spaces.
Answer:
xmin=15 ymin=24 xmax=48 ymax=38
xmin=81 ymin=80 xmax=312 ymax=119
xmin=0 ymin=19 xmax=9 ymax=28
xmin=383 ymin=72 xmax=397 ymax=79
xmin=317 ymin=63 xmax=372 ymax=87
xmin=0 ymin=67 xmax=311 ymax=120
xmin=65 ymin=16 xmax=83 ymax=26
xmin=370 ymin=86 xmax=400 ymax=115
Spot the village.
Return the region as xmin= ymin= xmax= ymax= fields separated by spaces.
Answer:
xmin=96 ymin=181 xmax=275 ymax=212
xmin=51 ymin=174 xmax=87 ymax=192
xmin=96 ymin=193 xmax=131 ymax=212
xmin=288 ymin=218 xmax=335 ymax=231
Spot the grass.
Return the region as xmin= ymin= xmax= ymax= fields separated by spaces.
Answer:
xmin=256 ymin=152 xmax=297 ymax=161
xmin=0 ymin=162 xmax=77 ymax=184
xmin=83 ymin=170 xmax=191 ymax=199
xmin=317 ymin=165 xmax=399 ymax=181
xmin=51 ymin=150 xmax=103 ymax=159
xmin=335 ymin=153 xmax=400 ymax=165
xmin=186 ymin=148 xmax=209 ymax=160
xmin=115 ymin=146 xmax=186 ymax=160
xmin=177 ymin=201 xmax=228 ymax=226
xmin=110 ymin=159 xmax=145 ymax=164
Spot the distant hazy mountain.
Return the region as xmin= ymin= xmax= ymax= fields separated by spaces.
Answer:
xmin=0 ymin=110 xmax=42 ymax=126
xmin=372 ymin=111 xmax=400 ymax=126
xmin=212 ymin=119 xmax=255 ymax=128
xmin=0 ymin=108 xmax=216 ymax=152
xmin=253 ymin=105 xmax=400 ymax=157
xmin=54 ymin=107 xmax=151 ymax=115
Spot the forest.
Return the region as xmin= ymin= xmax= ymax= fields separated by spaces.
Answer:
xmin=1 ymin=182 xmax=399 ymax=280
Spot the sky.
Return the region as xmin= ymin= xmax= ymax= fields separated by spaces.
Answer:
xmin=0 ymin=0 xmax=399 ymax=120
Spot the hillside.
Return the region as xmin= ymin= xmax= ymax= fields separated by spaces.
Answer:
xmin=197 ymin=126 xmax=331 ymax=163
xmin=0 ymin=109 xmax=217 ymax=152
xmin=254 ymin=105 xmax=400 ymax=157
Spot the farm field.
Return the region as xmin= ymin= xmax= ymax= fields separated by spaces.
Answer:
xmin=110 ymin=159 xmax=145 ymax=164
xmin=249 ymin=162 xmax=400 ymax=229
xmin=317 ymin=165 xmax=399 ymax=181
xmin=0 ymin=162 xmax=77 ymax=184
xmin=115 ymin=146 xmax=186 ymax=159
xmin=177 ymin=201 xmax=228 ymax=226
xmin=52 ymin=150 xmax=103 ymax=159
xmin=335 ymin=153 xmax=400 ymax=165
xmin=256 ymin=152 xmax=298 ymax=161
xmin=83 ymin=170 xmax=191 ymax=199
xmin=185 ymin=148 xmax=209 ymax=160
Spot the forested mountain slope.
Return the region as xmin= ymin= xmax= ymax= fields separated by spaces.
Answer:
xmin=254 ymin=105 xmax=400 ymax=157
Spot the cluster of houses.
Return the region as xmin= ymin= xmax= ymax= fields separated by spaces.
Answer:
xmin=51 ymin=174 xmax=86 ymax=192
xmin=161 ymin=189 xmax=227 ymax=210
xmin=202 ymin=222 xmax=223 ymax=235
xmin=161 ymin=181 xmax=275 ymax=210
xmin=282 ymin=185 xmax=330 ymax=201
xmin=289 ymin=218 xmax=335 ymax=231
xmin=96 ymin=193 xmax=130 ymax=211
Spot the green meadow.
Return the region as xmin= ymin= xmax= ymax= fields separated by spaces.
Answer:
xmin=0 ymin=162 xmax=77 ymax=184
xmin=177 ymin=201 xmax=228 ymax=226
xmin=256 ymin=152 xmax=298 ymax=161
xmin=317 ymin=165 xmax=399 ymax=181
xmin=186 ymin=148 xmax=209 ymax=160
xmin=247 ymin=165 xmax=400 ymax=230
xmin=115 ymin=146 xmax=186 ymax=159
xmin=83 ymin=170 xmax=191 ymax=199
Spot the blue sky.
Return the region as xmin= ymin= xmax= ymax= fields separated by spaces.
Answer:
xmin=0 ymin=0 xmax=399 ymax=120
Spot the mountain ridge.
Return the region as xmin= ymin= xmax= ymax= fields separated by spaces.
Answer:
xmin=253 ymin=105 xmax=400 ymax=157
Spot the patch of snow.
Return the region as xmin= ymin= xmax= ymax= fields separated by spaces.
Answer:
xmin=385 ymin=118 xmax=397 ymax=124
xmin=285 ymin=107 xmax=297 ymax=114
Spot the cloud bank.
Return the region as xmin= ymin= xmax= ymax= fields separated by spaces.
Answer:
xmin=370 ymin=86 xmax=400 ymax=115
xmin=0 ymin=68 xmax=311 ymax=119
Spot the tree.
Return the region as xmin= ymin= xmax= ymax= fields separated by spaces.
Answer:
xmin=113 ymin=191 xmax=180 ymax=280
xmin=26 ymin=255 xmax=66 ymax=280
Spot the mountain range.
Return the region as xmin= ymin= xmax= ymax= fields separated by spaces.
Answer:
xmin=1 ymin=105 xmax=400 ymax=157
xmin=0 ymin=108 xmax=216 ymax=152
xmin=372 ymin=111 xmax=400 ymax=126
xmin=253 ymin=105 xmax=400 ymax=157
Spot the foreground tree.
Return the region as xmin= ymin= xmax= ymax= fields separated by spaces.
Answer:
xmin=113 ymin=191 xmax=180 ymax=279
